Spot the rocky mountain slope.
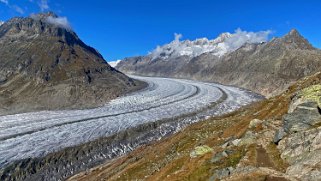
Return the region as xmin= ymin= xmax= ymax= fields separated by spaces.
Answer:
xmin=69 ymin=71 xmax=321 ymax=181
xmin=0 ymin=12 xmax=145 ymax=115
xmin=117 ymin=29 xmax=321 ymax=96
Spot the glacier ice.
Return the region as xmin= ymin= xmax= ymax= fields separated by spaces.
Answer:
xmin=0 ymin=76 xmax=260 ymax=167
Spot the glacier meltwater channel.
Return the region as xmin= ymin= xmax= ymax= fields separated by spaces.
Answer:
xmin=0 ymin=76 xmax=260 ymax=167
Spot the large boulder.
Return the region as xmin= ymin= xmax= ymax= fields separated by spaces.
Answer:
xmin=278 ymin=127 xmax=321 ymax=180
xmin=283 ymin=85 xmax=321 ymax=133
xmin=276 ymin=84 xmax=321 ymax=180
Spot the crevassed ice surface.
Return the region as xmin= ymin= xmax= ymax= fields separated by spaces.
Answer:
xmin=0 ymin=76 xmax=258 ymax=167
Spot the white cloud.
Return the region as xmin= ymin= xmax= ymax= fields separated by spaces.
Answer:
xmin=0 ymin=21 xmax=4 ymax=26
xmin=0 ymin=0 xmax=25 ymax=14
xmin=108 ymin=60 xmax=122 ymax=68
xmin=150 ymin=28 xmax=272 ymax=60
xmin=150 ymin=33 xmax=184 ymax=60
xmin=0 ymin=0 xmax=8 ymax=5
xmin=46 ymin=16 xmax=71 ymax=29
xmin=12 ymin=5 xmax=24 ymax=14
xmin=174 ymin=33 xmax=182 ymax=43
xmin=30 ymin=13 xmax=72 ymax=30
xmin=221 ymin=28 xmax=271 ymax=52
xmin=39 ymin=0 xmax=49 ymax=11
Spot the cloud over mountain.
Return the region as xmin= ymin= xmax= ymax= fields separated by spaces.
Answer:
xmin=46 ymin=16 xmax=71 ymax=29
xmin=149 ymin=28 xmax=272 ymax=60
xmin=222 ymin=28 xmax=271 ymax=51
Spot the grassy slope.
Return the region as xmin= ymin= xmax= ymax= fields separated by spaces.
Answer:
xmin=68 ymin=72 xmax=321 ymax=181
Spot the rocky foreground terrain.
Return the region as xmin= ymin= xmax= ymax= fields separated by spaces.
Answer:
xmin=0 ymin=12 xmax=145 ymax=115
xmin=117 ymin=29 xmax=321 ymax=97
xmin=69 ymin=71 xmax=321 ymax=180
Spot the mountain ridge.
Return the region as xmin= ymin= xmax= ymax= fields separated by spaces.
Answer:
xmin=116 ymin=29 xmax=321 ymax=96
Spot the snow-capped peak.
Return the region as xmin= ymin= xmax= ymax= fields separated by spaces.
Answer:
xmin=149 ymin=29 xmax=271 ymax=60
xmin=149 ymin=33 xmax=232 ymax=60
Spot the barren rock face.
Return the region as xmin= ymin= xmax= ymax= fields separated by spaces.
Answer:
xmin=278 ymin=127 xmax=321 ymax=180
xmin=117 ymin=29 xmax=321 ymax=97
xmin=0 ymin=12 xmax=145 ymax=115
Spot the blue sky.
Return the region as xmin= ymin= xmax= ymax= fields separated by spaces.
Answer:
xmin=0 ymin=0 xmax=320 ymax=61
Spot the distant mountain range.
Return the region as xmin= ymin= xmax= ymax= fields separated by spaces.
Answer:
xmin=117 ymin=29 xmax=321 ymax=96
xmin=0 ymin=12 xmax=145 ymax=115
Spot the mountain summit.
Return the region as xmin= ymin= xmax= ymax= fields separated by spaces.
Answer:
xmin=0 ymin=13 xmax=145 ymax=115
xmin=281 ymin=29 xmax=314 ymax=50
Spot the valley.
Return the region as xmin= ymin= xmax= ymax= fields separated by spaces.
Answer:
xmin=0 ymin=3 xmax=320 ymax=180
xmin=0 ymin=76 xmax=260 ymax=180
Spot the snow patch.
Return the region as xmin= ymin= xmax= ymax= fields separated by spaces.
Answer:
xmin=108 ymin=60 xmax=121 ymax=67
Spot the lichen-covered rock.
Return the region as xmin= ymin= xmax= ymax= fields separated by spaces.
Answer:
xmin=249 ymin=119 xmax=263 ymax=129
xmin=284 ymin=102 xmax=321 ymax=133
xmin=288 ymin=85 xmax=321 ymax=113
xmin=283 ymin=84 xmax=321 ymax=133
xmin=190 ymin=145 xmax=213 ymax=158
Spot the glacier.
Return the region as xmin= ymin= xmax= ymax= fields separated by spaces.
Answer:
xmin=0 ymin=76 xmax=261 ymax=168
